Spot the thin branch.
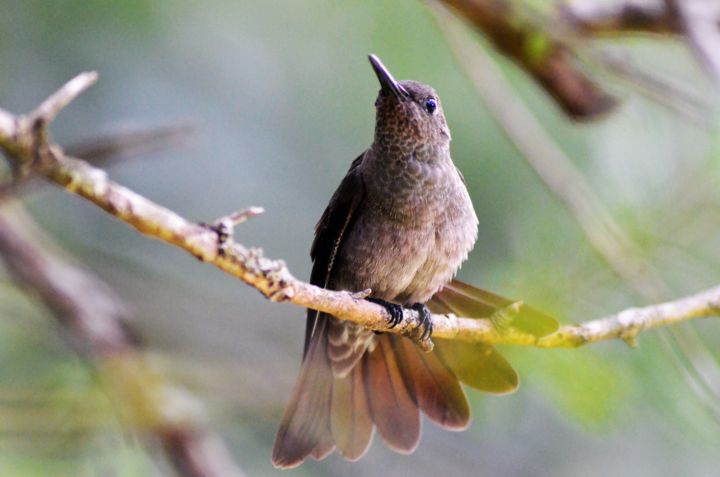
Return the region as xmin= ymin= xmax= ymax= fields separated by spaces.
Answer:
xmin=0 ymin=73 xmax=719 ymax=353
xmin=0 ymin=204 xmax=245 ymax=477
xmin=479 ymin=285 xmax=720 ymax=348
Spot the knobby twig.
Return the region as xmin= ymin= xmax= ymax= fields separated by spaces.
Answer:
xmin=0 ymin=205 xmax=245 ymax=477
xmin=0 ymin=73 xmax=719 ymax=353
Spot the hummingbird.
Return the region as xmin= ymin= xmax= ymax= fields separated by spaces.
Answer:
xmin=272 ymin=54 xmax=557 ymax=468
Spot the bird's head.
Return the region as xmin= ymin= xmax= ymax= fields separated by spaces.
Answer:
xmin=369 ymin=54 xmax=451 ymax=152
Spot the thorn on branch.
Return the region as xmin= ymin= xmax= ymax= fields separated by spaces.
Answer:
xmin=350 ymin=288 xmax=372 ymax=300
xmin=225 ymin=206 xmax=265 ymax=226
xmin=29 ymin=71 xmax=98 ymax=126
xmin=202 ymin=206 xmax=264 ymax=256
xmin=622 ymin=333 xmax=639 ymax=348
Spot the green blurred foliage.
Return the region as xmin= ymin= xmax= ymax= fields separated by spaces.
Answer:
xmin=1 ymin=0 xmax=720 ymax=476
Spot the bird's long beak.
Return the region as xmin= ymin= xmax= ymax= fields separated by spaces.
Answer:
xmin=368 ymin=54 xmax=409 ymax=100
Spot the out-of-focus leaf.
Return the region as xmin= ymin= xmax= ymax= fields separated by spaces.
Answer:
xmin=519 ymin=349 xmax=631 ymax=426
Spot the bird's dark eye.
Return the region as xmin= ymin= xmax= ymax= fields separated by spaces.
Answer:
xmin=424 ymin=98 xmax=437 ymax=114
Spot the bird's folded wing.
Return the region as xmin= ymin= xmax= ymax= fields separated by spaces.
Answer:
xmin=430 ymin=279 xmax=559 ymax=337
xmin=428 ymin=279 xmax=559 ymax=394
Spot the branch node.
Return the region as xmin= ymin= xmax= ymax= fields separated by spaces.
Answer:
xmin=622 ymin=333 xmax=639 ymax=348
xmin=267 ymin=280 xmax=294 ymax=302
xmin=350 ymin=288 xmax=372 ymax=300
xmin=710 ymin=297 xmax=720 ymax=315
xmin=29 ymin=71 xmax=98 ymax=125
xmin=268 ymin=289 xmax=291 ymax=302
xmin=263 ymin=261 xmax=294 ymax=302
xmin=490 ymin=301 xmax=523 ymax=332
xmin=417 ymin=338 xmax=434 ymax=353
xmin=227 ymin=206 xmax=265 ymax=225
xmin=205 ymin=206 xmax=265 ymax=256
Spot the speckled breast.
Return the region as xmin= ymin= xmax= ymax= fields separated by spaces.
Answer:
xmin=334 ymin=155 xmax=478 ymax=306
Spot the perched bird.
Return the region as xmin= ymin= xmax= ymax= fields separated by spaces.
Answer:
xmin=272 ymin=54 xmax=557 ymax=468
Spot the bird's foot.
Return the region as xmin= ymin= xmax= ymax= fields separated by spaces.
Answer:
xmin=367 ymin=298 xmax=404 ymax=329
xmin=411 ymin=303 xmax=433 ymax=341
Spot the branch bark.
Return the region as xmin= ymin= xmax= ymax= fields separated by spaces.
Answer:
xmin=0 ymin=73 xmax=719 ymax=354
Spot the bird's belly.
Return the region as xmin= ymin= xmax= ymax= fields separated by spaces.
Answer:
xmin=334 ymin=205 xmax=476 ymax=305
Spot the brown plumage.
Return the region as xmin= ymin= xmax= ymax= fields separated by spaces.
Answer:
xmin=272 ymin=55 xmax=556 ymax=468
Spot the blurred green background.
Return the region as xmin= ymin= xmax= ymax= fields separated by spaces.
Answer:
xmin=1 ymin=0 xmax=720 ymax=476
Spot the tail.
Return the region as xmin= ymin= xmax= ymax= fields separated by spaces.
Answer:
xmin=272 ymin=280 xmax=556 ymax=468
xmin=272 ymin=314 xmax=470 ymax=468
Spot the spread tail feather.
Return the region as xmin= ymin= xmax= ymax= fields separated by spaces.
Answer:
xmin=391 ymin=334 xmax=470 ymax=429
xmin=364 ymin=335 xmax=421 ymax=453
xmin=272 ymin=317 xmax=334 ymax=469
xmin=276 ymin=319 xmax=467 ymax=466
xmin=330 ymin=357 xmax=373 ymax=460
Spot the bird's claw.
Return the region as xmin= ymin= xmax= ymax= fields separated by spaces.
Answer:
xmin=411 ymin=303 xmax=433 ymax=341
xmin=367 ymin=298 xmax=404 ymax=329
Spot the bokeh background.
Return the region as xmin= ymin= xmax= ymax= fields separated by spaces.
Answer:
xmin=1 ymin=0 xmax=720 ymax=476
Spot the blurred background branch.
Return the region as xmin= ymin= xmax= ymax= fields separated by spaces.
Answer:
xmin=435 ymin=0 xmax=617 ymax=119
xmin=435 ymin=0 xmax=720 ymax=120
xmin=0 ymin=74 xmax=244 ymax=477
xmin=557 ymin=0 xmax=681 ymax=35
xmin=431 ymin=0 xmax=720 ymax=421
xmin=665 ymin=0 xmax=720 ymax=84
xmin=0 ymin=207 xmax=245 ymax=477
